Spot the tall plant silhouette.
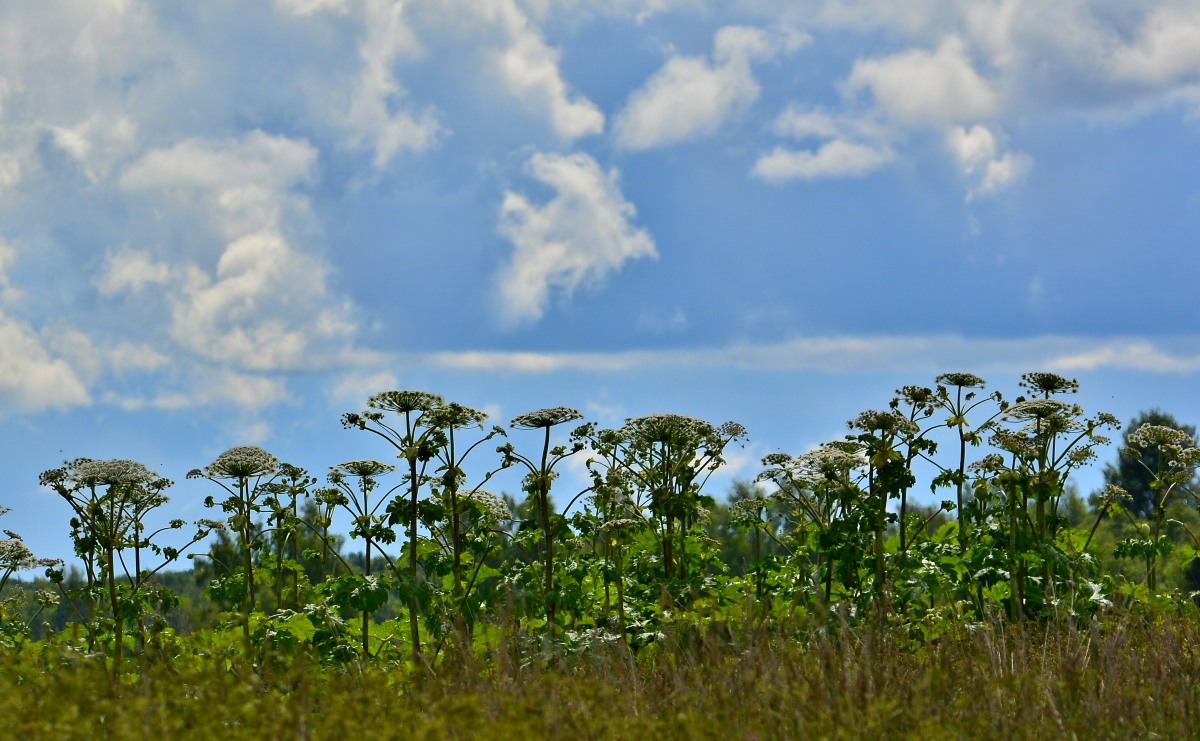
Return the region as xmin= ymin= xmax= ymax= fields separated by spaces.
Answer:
xmin=190 ymin=446 xmax=281 ymax=655
xmin=499 ymin=407 xmax=585 ymax=633
xmin=328 ymin=459 xmax=396 ymax=658
xmin=343 ymin=390 xmax=445 ymax=665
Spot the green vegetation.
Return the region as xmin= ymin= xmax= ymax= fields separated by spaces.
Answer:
xmin=3 ymin=373 xmax=1200 ymax=737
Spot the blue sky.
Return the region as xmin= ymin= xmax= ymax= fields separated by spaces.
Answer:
xmin=5 ymin=0 xmax=1200 ymax=561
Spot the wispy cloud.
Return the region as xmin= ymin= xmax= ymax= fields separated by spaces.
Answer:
xmin=392 ymin=336 xmax=1200 ymax=375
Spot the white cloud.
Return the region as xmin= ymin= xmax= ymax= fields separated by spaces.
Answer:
xmin=330 ymin=369 xmax=400 ymax=406
xmin=482 ymin=0 xmax=604 ymax=140
xmin=846 ymin=36 xmax=997 ymax=125
xmin=754 ymin=140 xmax=894 ymax=181
xmin=0 ymin=238 xmax=16 ymax=303
xmin=495 ymin=152 xmax=656 ymax=325
xmin=946 ymin=124 xmax=1030 ymax=199
xmin=344 ymin=0 xmax=441 ymax=168
xmin=119 ymin=131 xmax=317 ymax=194
xmin=169 ymin=229 xmax=356 ymax=370
xmin=0 ymin=312 xmax=90 ymax=414
xmin=48 ymin=113 xmax=138 ymax=182
xmin=754 ymin=106 xmax=894 ymax=182
xmin=276 ymin=0 xmax=351 ymax=16
xmin=402 ymin=335 xmax=1200 ymax=376
xmin=1109 ymin=6 xmax=1200 ymax=86
xmin=118 ymin=132 xmax=362 ymax=372
xmin=615 ymin=25 xmax=806 ymax=149
xmin=95 ymin=247 xmax=172 ymax=297
xmin=0 ymin=152 xmax=20 ymax=192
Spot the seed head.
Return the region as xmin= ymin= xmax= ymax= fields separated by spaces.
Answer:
xmin=936 ymin=372 xmax=987 ymax=389
xmin=202 ymin=446 xmax=279 ymax=480
xmin=511 ymin=407 xmax=583 ymax=430
xmin=71 ymin=459 xmax=157 ymax=487
xmin=332 ymin=460 xmax=396 ymax=479
xmin=367 ymin=390 xmax=444 ymax=414
xmin=1020 ymin=372 xmax=1079 ymax=396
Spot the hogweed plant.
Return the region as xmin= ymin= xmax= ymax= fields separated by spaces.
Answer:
xmin=499 ymin=407 xmax=585 ymax=635
xmin=1114 ymin=424 xmax=1200 ymax=592
xmin=420 ymin=403 xmax=507 ymax=647
xmin=327 ymin=459 xmax=397 ymax=659
xmin=343 ymin=390 xmax=445 ymax=666
xmin=14 ymin=370 xmax=1200 ymax=685
xmin=189 ymin=445 xmax=281 ymax=656
xmin=0 ymin=507 xmax=59 ymax=646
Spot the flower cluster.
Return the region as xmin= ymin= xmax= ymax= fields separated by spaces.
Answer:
xmin=431 ymin=402 xmax=489 ymax=430
xmin=198 ymin=446 xmax=279 ymax=480
xmin=0 ymin=536 xmax=36 ymax=571
xmin=936 ymin=372 xmax=987 ymax=389
xmin=332 ymin=460 xmax=396 ymax=479
xmin=71 ymin=459 xmax=157 ymax=487
xmin=367 ymin=390 xmax=445 ymax=414
xmin=1128 ymin=423 xmax=1195 ymax=450
xmin=462 ymin=489 xmax=510 ymax=522
xmin=510 ymin=407 xmax=583 ymax=430
xmin=1020 ymin=372 xmax=1079 ymax=396
xmin=849 ymin=410 xmax=920 ymax=437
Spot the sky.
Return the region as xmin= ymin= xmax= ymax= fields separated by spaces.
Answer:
xmin=5 ymin=0 xmax=1200 ymax=562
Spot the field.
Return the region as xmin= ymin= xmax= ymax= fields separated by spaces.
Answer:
xmin=2 ymin=615 xmax=1198 ymax=739
xmin=5 ymin=374 xmax=1200 ymax=738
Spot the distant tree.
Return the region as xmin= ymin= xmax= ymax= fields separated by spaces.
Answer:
xmin=1101 ymin=410 xmax=1198 ymax=519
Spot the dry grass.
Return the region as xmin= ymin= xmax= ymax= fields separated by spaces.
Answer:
xmin=1 ymin=614 xmax=1198 ymax=739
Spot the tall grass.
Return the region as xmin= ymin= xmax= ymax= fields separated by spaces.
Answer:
xmin=2 ymin=613 xmax=1197 ymax=739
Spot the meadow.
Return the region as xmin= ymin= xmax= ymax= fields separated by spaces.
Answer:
xmin=3 ymin=371 xmax=1200 ymax=738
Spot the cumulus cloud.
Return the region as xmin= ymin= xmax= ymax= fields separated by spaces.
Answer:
xmin=753 ymin=106 xmax=894 ymax=182
xmin=1107 ymin=6 xmax=1200 ymax=86
xmin=615 ymin=25 xmax=806 ymax=149
xmin=95 ymin=247 xmax=173 ymax=297
xmin=480 ymin=0 xmax=605 ymax=140
xmin=119 ymin=131 xmax=317 ymax=194
xmin=847 ymin=35 xmax=997 ymax=125
xmin=495 ymin=152 xmax=656 ymax=325
xmin=169 ymin=230 xmax=355 ymax=370
xmin=946 ymin=124 xmax=1030 ymax=199
xmin=48 ymin=113 xmax=138 ymax=182
xmin=118 ymin=132 xmax=361 ymax=372
xmin=755 ymin=140 xmax=894 ymax=181
xmin=0 ymin=239 xmax=89 ymax=413
xmin=0 ymin=314 xmax=91 ymax=414
xmin=344 ymin=0 xmax=441 ymax=167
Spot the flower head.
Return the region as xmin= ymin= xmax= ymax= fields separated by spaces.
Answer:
xmin=201 ymin=446 xmax=279 ymax=480
xmin=511 ymin=407 xmax=583 ymax=429
xmin=1003 ymin=398 xmax=1073 ymax=421
xmin=1020 ymin=372 xmax=1079 ymax=396
xmin=1128 ymin=423 xmax=1195 ymax=450
xmin=849 ymin=410 xmax=920 ymax=436
xmin=71 ymin=459 xmax=157 ymax=488
xmin=0 ymin=536 xmax=36 ymax=571
xmin=367 ymin=390 xmax=444 ymax=414
xmin=624 ymin=414 xmax=725 ymax=446
xmin=431 ymin=402 xmax=488 ymax=430
xmin=462 ymin=489 xmax=510 ymax=521
xmin=332 ymin=460 xmax=396 ymax=479
xmin=936 ymin=372 xmax=987 ymax=389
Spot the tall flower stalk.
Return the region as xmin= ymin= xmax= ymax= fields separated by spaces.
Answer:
xmin=343 ymin=390 xmax=445 ymax=666
xmin=499 ymin=407 xmax=585 ymax=634
xmin=328 ymin=459 xmax=396 ymax=659
xmin=190 ymin=446 xmax=280 ymax=656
